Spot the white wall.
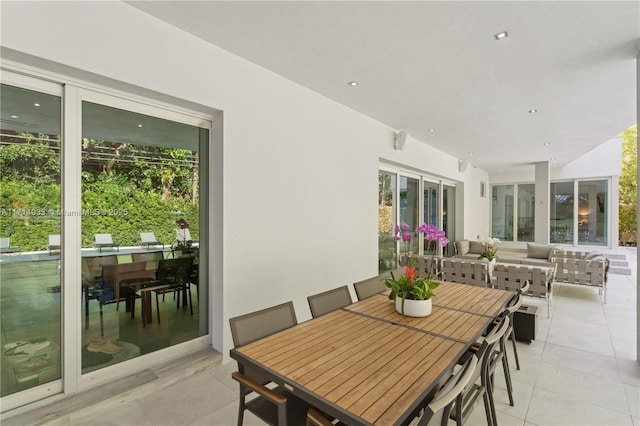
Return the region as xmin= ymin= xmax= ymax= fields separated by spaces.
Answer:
xmin=490 ymin=138 xmax=622 ymax=184
xmin=0 ymin=1 xmax=488 ymax=358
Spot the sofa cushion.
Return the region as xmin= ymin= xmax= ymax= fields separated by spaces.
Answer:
xmin=527 ymin=243 xmax=553 ymax=259
xmin=469 ymin=241 xmax=485 ymax=254
xmin=455 ymin=240 xmax=470 ymax=255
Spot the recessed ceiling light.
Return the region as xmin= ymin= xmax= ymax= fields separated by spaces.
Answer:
xmin=10 ymin=115 xmax=19 ymax=119
xmin=428 ymin=128 xmax=435 ymax=132
xmin=544 ymin=142 xmax=551 ymax=146
xmin=550 ymin=157 xmax=556 ymax=161
xmin=494 ymin=31 xmax=508 ymax=40
xmin=34 ymin=103 xmax=40 ymax=107
xmin=468 ymin=152 xmax=473 ymax=156
xmin=137 ymin=124 xmax=143 ymax=128
xmin=529 ymin=109 xmax=538 ymax=113
xmin=347 ymin=81 xmax=358 ymax=86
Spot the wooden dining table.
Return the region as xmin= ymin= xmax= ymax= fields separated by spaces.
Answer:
xmin=230 ymin=281 xmax=514 ymax=426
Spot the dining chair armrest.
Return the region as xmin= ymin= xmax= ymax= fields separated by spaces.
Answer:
xmin=232 ymin=371 xmax=287 ymax=404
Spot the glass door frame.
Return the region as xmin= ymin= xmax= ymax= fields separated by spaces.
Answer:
xmin=0 ymin=69 xmax=64 ymax=411
xmin=1 ymin=67 xmax=214 ymax=411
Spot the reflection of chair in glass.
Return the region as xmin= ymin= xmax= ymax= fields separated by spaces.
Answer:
xmin=229 ymin=302 xmax=309 ymax=426
xmin=82 ymin=255 xmax=119 ymax=335
xmin=94 ymin=233 xmax=119 ymax=252
xmin=48 ymin=234 xmax=61 ymax=255
xmin=353 ymin=276 xmax=386 ymax=300
xmin=0 ymin=237 xmax=19 ymax=253
xmin=131 ymin=250 xmax=164 ymax=263
xmin=176 ymin=228 xmax=198 ymax=244
xmin=139 ymin=232 xmax=164 ymax=250
xmin=153 ymin=256 xmax=195 ymax=316
xmin=307 ymin=286 xmax=352 ymax=318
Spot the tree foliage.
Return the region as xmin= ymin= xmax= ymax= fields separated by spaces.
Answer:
xmin=619 ymin=124 xmax=637 ymax=245
xmin=1 ymin=134 xmax=200 ymax=251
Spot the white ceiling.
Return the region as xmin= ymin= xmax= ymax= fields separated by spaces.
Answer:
xmin=127 ymin=1 xmax=639 ymax=172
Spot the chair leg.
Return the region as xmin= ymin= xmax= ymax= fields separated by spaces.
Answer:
xmin=500 ymin=338 xmax=515 ymax=406
xmin=188 ymin=284 xmax=193 ymax=316
xmin=156 ymin=293 xmax=161 ymax=324
xmin=510 ymin=328 xmax=521 ymax=370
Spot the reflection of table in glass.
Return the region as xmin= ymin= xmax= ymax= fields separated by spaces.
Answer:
xmin=120 ymin=279 xmax=170 ymax=327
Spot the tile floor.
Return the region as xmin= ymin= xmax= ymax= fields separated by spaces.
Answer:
xmin=2 ymin=249 xmax=638 ymax=426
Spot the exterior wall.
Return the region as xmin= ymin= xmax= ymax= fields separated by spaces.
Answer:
xmin=0 ymin=1 xmax=488 ymax=361
xmin=490 ymin=139 xmax=622 ymax=248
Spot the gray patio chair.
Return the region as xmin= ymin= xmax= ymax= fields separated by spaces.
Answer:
xmin=450 ymin=315 xmax=510 ymax=426
xmin=0 ymin=237 xmax=19 ymax=253
xmin=412 ymin=354 xmax=479 ymax=426
xmin=94 ymin=233 xmax=119 ymax=252
xmin=139 ymin=232 xmax=164 ymax=250
xmin=353 ymin=276 xmax=386 ymax=300
xmin=229 ymin=302 xmax=309 ymax=426
xmin=48 ymin=234 xmax=61 ymax=255
xmin=131 ymin=250 xmax=164 ymax=263
xmin=307 ymin=285 xmax=352 ymax=318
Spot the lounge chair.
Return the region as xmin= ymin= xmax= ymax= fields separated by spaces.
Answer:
xmin=139 ymin=232 xmax=164 ymax=250
xmin=94 ymin=233 xmax=119 ymax=252
xmin=48 ymin=234 xmax=61 ymax=255
xmin=176 ymin=228 xmax=198 ymax=243
xmin=0 ymin=237 xmax=19 ymax=253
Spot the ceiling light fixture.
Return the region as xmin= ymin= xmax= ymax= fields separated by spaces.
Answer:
xmin=544 ymin=142 xmax=551 ymax=146
xmin=138 ymin=124 xmax=143 ymax=128
xmin=347 ymin=81 xmax=358 ymax=86
xmin=34 ymin=103 xmax=40 ymax=107
xmin=10 ymin=115 xmax=19 ymax=118
xmin=529 ymin=109 xmax=538 ymax=113
xmin=494 ymin=31 xmax=508 ymax=40
xmin=468 ymin=152 xmax=473 ymax=156
xmin=428 ymin=128 xmax=435 ymax=132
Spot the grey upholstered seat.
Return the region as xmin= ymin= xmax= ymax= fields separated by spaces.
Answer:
xmin=307 ymin=286 xmax=352 ymax=318
xmin=229 ymin=301 xmax=309 ymax=426
xmin=353 ymin=276 xmax=386 ymax=300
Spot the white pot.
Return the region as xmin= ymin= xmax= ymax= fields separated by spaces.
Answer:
xmin=395 ymin=297 xmax=432 ymax=317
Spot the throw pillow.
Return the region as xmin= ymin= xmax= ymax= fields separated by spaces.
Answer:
xmin=469 ymin=241 xmax=485 ymax=255
xmin=527 ymin=242 xmax=552 ymax=259
xmin=455 ymin=240 xmax=470 ymax=255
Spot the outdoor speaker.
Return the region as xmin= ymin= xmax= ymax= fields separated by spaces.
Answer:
xmin=394 ymin=131 xmax=408 ymax=150
xmin=458 ymin=159 xmax=469 ymax=172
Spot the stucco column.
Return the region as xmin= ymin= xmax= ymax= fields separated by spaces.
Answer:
xmin=534 ymin=161 xmax=550 ymax=243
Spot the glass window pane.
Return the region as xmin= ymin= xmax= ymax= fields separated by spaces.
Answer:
xmin=378 ymin=171 xmax=396 ymax=273
xmin=399 ymin=176 xmax=419 ymax=255
xmin=550 ymin=182 xmax=574 ymax=243
xmin=443 ymin=185 xmax=456 ymax=257
xmin=517 ymin=184 xmax=535 ymax=242
xmin=80 ymin=101 xmax=207 ymax=373
xmin=492 ymin=185 xmax=514 ymax=241
xmin=578 ymin=180 xmax=608 ymax=246
xmin=1 ymin=83 xmax=62 ymax=396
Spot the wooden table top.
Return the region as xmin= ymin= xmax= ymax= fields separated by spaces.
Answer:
xmin=231 ymin=281 xmax=514 ymax=426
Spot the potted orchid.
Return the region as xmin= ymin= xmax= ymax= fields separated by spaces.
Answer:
xmin=478 ymin=237 xmax=500 ymax=262
xmin=385 ymin=222 xmax=449 ymax=317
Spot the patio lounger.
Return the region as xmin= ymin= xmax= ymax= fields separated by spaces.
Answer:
xmin=0 ymin=237 xmax=19 ymax=253
xmin=48 ymin=234 xmax=61 ymax=255
xmin=94 ymin=233 xmax=119 ymax=252
xmin=139 ymin=232 xmax=164 ymax=250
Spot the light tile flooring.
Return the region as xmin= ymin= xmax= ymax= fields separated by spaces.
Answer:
xmin=2 ymin=250 xmax=639 ymax=426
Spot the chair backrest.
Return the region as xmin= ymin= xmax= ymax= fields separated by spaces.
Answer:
xmin=140 ymin=232 xmax=157 ymax=243
xmin=229 ymin=301 xmax=298 ymax=348
xmin=81 ymin=255 xmax=119 ymax=283
xmin=132 ymin=251 xmax=164 ymax=263
xmin=307 ymin=285 xmax=352 ymax=318
xmin=49 ymin=235 xmax=61 ymax=246
xmin=353 ymin=276 xmax=386 ymax=300
xmin=441 ymin=259 xmax=488 ymax=287
xmin=176 ymin=228 xmax=192 ymax=242
xmin=426 ymin=354 xmax=478 ymax=418
xmin=95 ymin=233 xmax=114 ymax=244
xmin=0 ymin=238 xmax=10 ymax=249
xmin=493 ymin=264 xmax=549 ymax=297
xmin=156 ymin=256 xmax=194 ymax=284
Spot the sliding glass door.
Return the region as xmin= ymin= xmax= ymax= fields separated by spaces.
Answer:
xmin=0 ymin=79 xmax=63 ymax=398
